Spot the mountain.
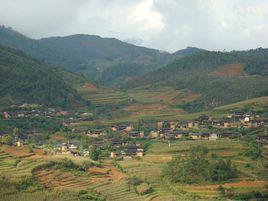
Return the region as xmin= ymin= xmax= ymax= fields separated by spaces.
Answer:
xmin=124 ymin=48 xmax=268 ymax=112
xmin=0 ymin=26 xmax=204 ymax=86
xmin=173 ymin=46 xmax=206 ymax=58
xmin=0 ymin=44 xmax=88 ymax=109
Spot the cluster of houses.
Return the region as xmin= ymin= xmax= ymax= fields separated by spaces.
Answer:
xmin=1 ymin=105 xmax=71 ymax=120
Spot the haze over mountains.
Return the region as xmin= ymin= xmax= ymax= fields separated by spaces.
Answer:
xmin=0 ymin=25 xmax=268 ymax=111
xmin=0 ymin=26 xmax=205 ymax=86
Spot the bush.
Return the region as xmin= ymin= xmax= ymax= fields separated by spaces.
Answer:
xmin=136 ymin=183 xmax=151 ymax=195
xmin=127 ymin=176 xmax=143 ymax=186
xmin=1 ymin=134 xmax=13 ymax=145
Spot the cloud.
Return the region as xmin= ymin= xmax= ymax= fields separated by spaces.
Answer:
xmin=0 ymin=0 xmax=267 ymax=52
xmin=127 ymin=0 xmax=164 ymax=31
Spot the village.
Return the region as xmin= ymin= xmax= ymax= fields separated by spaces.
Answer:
xmin=1 ymin=107 xmax=268 ymax=162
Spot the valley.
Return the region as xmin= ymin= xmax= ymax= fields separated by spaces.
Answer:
xmin=0 ymin=25 xmax=268 ymax=201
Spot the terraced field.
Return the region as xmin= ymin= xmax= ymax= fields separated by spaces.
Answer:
xmin=34 ymin=167 xmax=147 ymax=201
xmin=0 ymin=149 xmax=18 ymax=171
xmin=77 ymin=85 xmax=129 ymax=106
xmin=34 ymin=168 xmax=106 ymax=190
xmin=117 ymin=139 xmax=268 ymax=200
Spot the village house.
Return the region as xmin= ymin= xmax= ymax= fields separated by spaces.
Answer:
xmin=127 ymin=131 xmax=144 ymax=138
xmin=87 ymin=129 xmax=106 ymax=138
xmin=198 ymin=115 xmax=212 ymax=125
xmin=112 ymin=124 xmax=133 ymax=132
xmin=111 ymin=138 xmax=126 ymax=148
xmin=2 ymin=112 xmax=10 ymax=119
xmin=209 ymin=133 xmax=219 ymax=140
xmin=190 ymin=133 xmax=210 ymax=140
xmin=166 ymin=130 xmax=189 ymax=139
xmin=189 ymin=133 xmax=201 ymax=140
xmin=187 ymin=121 xmax=199 ymax=129
xmin=110 ymin=151 xmax=117 ymax=158
xmin=169 ymin=122 xmax=176 ymax=129
xmin=218 ymin=131 xmax=233 ymax=139
xmin=124 ymin=143 xmax=144 ymax=158
xmin=149 ymin=130 xmax=159 ymax=138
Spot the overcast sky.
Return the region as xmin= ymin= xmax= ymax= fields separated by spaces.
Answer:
xmin=0 ymin=0 xmax=267 ymax=52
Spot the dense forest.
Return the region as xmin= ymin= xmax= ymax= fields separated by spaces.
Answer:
xmin=0 ymin=45 xmax=88 ymax=109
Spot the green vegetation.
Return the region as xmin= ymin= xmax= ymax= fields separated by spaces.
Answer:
xmin=125 ymin=49 xmax=268 ymax=112
xmin=164 ymin=146 xmax=237 ymax=184
xmin=0 ymin=26 xmax=204 ymax=86
xmin=0 ymin=44 xmax=88 ymax=109
xmin=89 ymin=146 xmax=101 ymax=161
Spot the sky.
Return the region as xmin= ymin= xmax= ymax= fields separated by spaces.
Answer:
xmin=0 ymin=0 xmax=267 ymax=52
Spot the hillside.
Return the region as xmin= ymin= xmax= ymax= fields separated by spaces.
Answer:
xmin=0 ymin=45 xmax=88 ymax=109
xmin=124 ymin=49 xmax=268 ymax=112
xmin=0 ymin=26 xmax=203 ymax=86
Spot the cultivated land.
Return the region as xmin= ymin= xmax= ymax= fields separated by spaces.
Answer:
xmin=1 ymin=138 xmax=267 ymax=201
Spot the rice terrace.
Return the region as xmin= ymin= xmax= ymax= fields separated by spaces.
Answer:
xmin=1 ymin=1 xmax=268 ymax=201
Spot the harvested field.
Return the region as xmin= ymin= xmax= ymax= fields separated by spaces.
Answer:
xmin=209 ymin=63 xmax=244 ymax=77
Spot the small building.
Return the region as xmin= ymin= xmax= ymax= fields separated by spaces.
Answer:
xmin=209 ymin=133 xmax=219 ymax=141
xmin=16 ymin=140 xmax=23 ymax=147
xmin=2 ymin=112 xmax=10 ymax=119
xmin=127 ymin=131 xmax=144 ymax=138
xmin=149 ymin=131 xmax=159 ymax=138
xmin=111 ymin=126 xmax=118 ymax=132
xmin=190 ymin=133 xmax=209 ymax=140
xmin=125 ymin=145 xmax=137 ymax=156
xmin=218 ymin=131 xmax=233 ymax=139
xmin=88 ymin=129 xmax=105 ymax=138
xmin=110 ymin=151 xmax=117 ymax=158
xmin=190 ymin=133 xmax=201 ymax=140
xmin=137 ymin=148 xmax=144 ymax=157
xmin=111 ymin=138 xmax=125 ymax=148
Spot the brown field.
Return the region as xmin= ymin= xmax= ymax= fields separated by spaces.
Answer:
xmin=209 ymin=63 xmax=244 ymax=77
xmin=82 ymin=82 xmax=98 ymax=91
xmin=34 ymin=168 xmax=107 ymax=190
xmin=88 ymin=162 xmax=125 ymax=182
xmin=1 ymin=145 xmax=35 ymax=158
xmin=171 ymin=92 xmax=202 ymax=105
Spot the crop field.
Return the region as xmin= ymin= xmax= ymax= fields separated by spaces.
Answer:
xmin=77 ymin=84 xmax=129 ymax=106
xmin=1 ymin=139 xmax=267 ymax=201
xmin=117 ymin=139 xmax=268 ymax=200
xmin=209 ymin=63 xmax=244 ymax=77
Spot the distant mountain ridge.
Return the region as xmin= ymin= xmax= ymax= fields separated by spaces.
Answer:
xmin=0 ymin=26 xmax=204 ymax=86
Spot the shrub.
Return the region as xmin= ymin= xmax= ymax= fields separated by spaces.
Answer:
xmin=136 ymin=183 xmax=151 ymax=195
xmin=127 ymin=176 xmax=143 ymax=186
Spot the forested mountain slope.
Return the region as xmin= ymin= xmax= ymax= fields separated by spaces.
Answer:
xmin=0 ymin=45 xmax=88 ymax=109
xmin=124 ymin=48 xmax=268 ymax=111
xmin=0 ymin=26 xmax=203 ymax=86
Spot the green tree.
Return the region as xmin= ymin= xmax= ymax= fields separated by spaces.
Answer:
xmin=1 ymin=134 xmax=13 ymax=145
xmin=90 ymin=146 xmax=101 ymax=161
